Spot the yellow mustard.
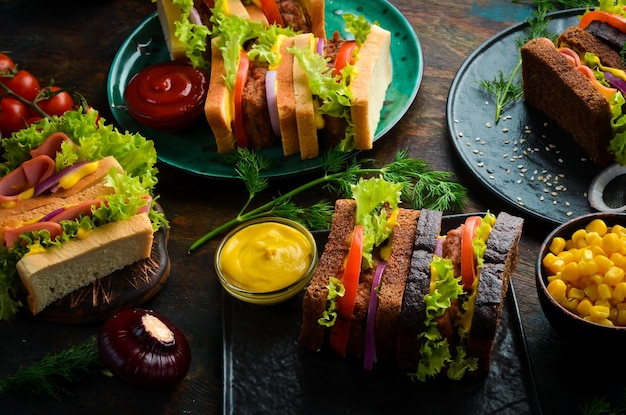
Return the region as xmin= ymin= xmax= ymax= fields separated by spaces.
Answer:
xmin=58 ymin=161 xmax=99 ymax=190
xmin=219 ymin=222 xmax=314 ymax=293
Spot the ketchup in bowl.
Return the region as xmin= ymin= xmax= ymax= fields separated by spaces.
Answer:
xmin=124 ymin=61 xmax=208 ymax=132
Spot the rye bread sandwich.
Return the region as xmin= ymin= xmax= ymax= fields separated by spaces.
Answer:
xmin=0 ymin=108 xmax=167 ymax=319
xmin=299 ymin=178 xmax=524 ymax=380
xmin=520 ymin=4 xmax=626 ymax=166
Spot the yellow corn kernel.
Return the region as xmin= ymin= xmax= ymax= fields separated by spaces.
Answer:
xmin=561 ymin=262 xmax=581 ymax=282
xmin=585 ymin=284 xmax=599 ymax=301
xmin=594 ymin=255 xmax=614 ymax=275
xmin=586 ymin=232 xmax=603 ymax=248
xmin=617 ymin=309 xmax=626 ymax=326
xmin=610 ymin=306 xmax=618 ymax=322
xmin=549 ymin=237 xmax=566 ymax=255
xmin=613 ymin=225 xmax=626 ymax=237
xmin=604 ymin=266 xmax=625 ymax=286
xmin=584 ymin=316 xmax=614 ymax=326
xmin=602 ymin=232 xmax=622 ymax=254
xmin=568 ymin=286 xmax=585 ymax=300
xmin=614 ymin=282 xmax=626 ymax=303
xmin=577 ymin=299 xmax=593 ymax=317
xmin=546 ymin=257 xmax=565 ymax=275
xmin=579 ymin=248 xmax=595 ymax=262
xmin=596 ymin=299 xmax=611 ymax=309
xmin=572 ymin=229 xmax=588 ymax=246
xmin=557 ymin=250 xmax=576 ymax=263
xmin=547 ymin=279 xmax=567 ymax=304
xmin=563 ymin=298 xmax=579 ymax=313
xmin=586 ymin=219 xmax=608 ymax=236
xmin=590 ymin=274 xmax=604 ymax=286
xmin=610 ymin=252 xmax=626 ymax=269
xmin=589 ymin=304 xmax=610 ymax=319
xmin=565 ymin=239 xmax=576 ymax=250
xmin=578 ymin=260 xmax=598 ymax=277
xmin=590 ymin=245 xmax=608 ymax=257
xmin=597 ymin=283 xmax=612 ymax=300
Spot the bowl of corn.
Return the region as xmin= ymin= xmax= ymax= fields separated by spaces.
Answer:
xmin=536 ymin=212 xmax=626 ymax=345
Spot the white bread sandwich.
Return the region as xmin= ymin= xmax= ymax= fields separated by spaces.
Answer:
xmin=0 ymin=107 xmax=167 ymax=319
xmin=300 ymin=177 xmax=524 ymax=380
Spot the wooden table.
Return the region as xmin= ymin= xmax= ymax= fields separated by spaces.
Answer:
xmin=1 ymin=1 xmax=622 ymax=414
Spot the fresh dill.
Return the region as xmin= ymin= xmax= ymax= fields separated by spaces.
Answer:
xmin=579 ymin=388 xmax=626 ymax=415
xmin=188 ymin=149 xmax=467 ymax=252
xmin=0 ymin=336 xmax=104 ymax=400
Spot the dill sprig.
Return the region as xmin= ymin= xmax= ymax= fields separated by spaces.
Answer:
xmin=0 ymin=336 xmax=103 ymax=400
xmin=188 ymin=149 xmax=467 ymax=252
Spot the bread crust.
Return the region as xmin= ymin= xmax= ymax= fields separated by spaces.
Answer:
xmin=299 ymin=199 xmax=356 ymax=351
xmin=351 ymin=24 xmax=392 ymax=150
xmin=521 ymin=38 xmax=614 ymax=166
xmin=293 ymin=33 xmax=319 ymax=159
xmin=467 ymin=212 xmax=523 ymax=374
xmin=17 ymin=213 xmax=154 ymax=315
xmin=276 ymin=36 xmax=300 ymax=156
xmin=205 ymin=37 xmax=236 ymax=154
xmin=558 ymin=26 xmax=625 ymax=70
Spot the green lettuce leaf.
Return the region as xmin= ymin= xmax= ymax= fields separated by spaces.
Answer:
xmin=410 ymin=255 xmax=464 ymax=382
xmin=351 ymin=177 xmax=402 ymax=269
xmin=318 ymin=276 xmax=345 ymax=327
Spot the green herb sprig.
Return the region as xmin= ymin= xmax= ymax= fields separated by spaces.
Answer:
xmin=188 ymin=149 xmax=467 ymax=253
xmin=0 ymin=336 xmax=104 ymax=400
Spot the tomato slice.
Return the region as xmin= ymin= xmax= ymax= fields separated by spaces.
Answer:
xmin=330 ymin=225 xmax=364 ymax=356
xmin=579 ymin=11 xmax=626 ymax=33
xmin=259 ymin=0 xmax=284 ymax=27
xmin=333 ymin=41 xmax=356 ymax=79
xmin=233 ymin=51 xmax=250 ymax=148
xmin=460 ymin=216 xmax=481 ymax=290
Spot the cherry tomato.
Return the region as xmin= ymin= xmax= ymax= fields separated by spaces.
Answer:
xmin=3 ymin=70 xmax=40 ymax=101
xmin=37 ymin=86 xmax=73 ymax=117
xmin=334 ymin=41 xmax=356 ymax=79
xmin=0 ymin=97 xmax=28 ymax=137
xmin=0 ymin=53 xmax=15 ymax=76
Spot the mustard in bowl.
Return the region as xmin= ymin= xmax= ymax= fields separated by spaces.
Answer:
xmin=215 ymin=217 xmax=318 ymax=305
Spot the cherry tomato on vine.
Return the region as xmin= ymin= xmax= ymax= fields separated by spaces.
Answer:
xmin=2 ymin=70 xmax=40 ymax=101
xmin=37 ymin=86 xmax=73 ymax=117
xmin=0 ymin=53 xmax=14 ymax=76
xmin=0 ymin=97 xmax=28 ymax=137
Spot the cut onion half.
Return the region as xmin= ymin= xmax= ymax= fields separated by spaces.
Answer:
xmin=588 ymin=163 xmax=626 ymax=212
xmin=364 ymin=261 xmax=386 ymax=370
xmin=316 ymin=38 xmax=324 ymax=56
xmin=265 ymin=70 xmax=281 ymax=137
xmin=434 ymin=237 xmax=444 ymax=257
xmin=604 ymin=71 xmax=626 ymax=96
xmin=189 ymin=7 xmax=202 ymax=25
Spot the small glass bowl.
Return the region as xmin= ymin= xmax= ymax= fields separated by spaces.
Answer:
xmin=215 ymin=217 xmax=318 ymax=305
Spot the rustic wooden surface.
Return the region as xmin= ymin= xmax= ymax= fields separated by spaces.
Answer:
xmin=0 ymin=0 xmax=616 ymax=414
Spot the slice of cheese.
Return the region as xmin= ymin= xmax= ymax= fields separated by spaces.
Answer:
xmin=156 ymin=0 xmax=187 ymax=60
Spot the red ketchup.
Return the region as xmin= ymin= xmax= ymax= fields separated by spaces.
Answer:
xmin=124 ymin=61 xmax=208 ymax=132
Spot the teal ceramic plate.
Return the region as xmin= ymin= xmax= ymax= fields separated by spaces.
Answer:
xmin=107 ymin=0 xmax=422 ymax=179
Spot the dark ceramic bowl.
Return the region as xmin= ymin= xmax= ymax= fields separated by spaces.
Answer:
xmin=536 ymin=212 xmax=626 ymax=346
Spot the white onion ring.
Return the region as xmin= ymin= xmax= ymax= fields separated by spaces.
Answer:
xmin=364 ymin=261 xmax=386 ymax=371
xmin=265 ymin=70 xmax=281 ymax=137
xmin=316 ymin=38 xmax=324 ymax=56
xmin=588 ymin=163 xmax=626 ymax=212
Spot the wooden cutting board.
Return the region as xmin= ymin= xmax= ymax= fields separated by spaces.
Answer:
xmin=33 ymin=205 xmax=170 ymax=324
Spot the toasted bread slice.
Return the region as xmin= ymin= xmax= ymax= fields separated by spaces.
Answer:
xmin=292 ymin=33 xmax=319 ymax=160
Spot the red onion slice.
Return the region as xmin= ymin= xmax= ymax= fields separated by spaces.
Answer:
xmin=189 ymin=7 xmax=202 ymax=25
xmin=364 ymin=261 xmax=386 ymax=370
xmin=588 ymin=163 xmax=626 ymax=212
xmin=434 ymin=237 xmax=444 ymax=257
xmin=265 ymin=70 xmax=281 ymax=137
xmin=33 ymin=160 xmax=91 ymax=196
xmin=604 ymin=71 xmax=626 ymax=96
xmin=316 ymin=38 xmax=324 ymax=56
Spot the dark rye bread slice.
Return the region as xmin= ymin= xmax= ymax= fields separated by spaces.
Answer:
xmin=521 ymin=38 xmax=614 ymax=166
xmin=396 ymin=209 xmax=442 ymax=371
xmin=372 ymin=208 xmax=420 ymax=362
xmin=300 ymin=199 xmax=356 ymax=351
xmin=558 ymin=25 xmax=625 ymax=70
xmin=466 ymin=211 xmax=524 ymax=374
xmin=585 ymin=21 xmax=626 ymax=57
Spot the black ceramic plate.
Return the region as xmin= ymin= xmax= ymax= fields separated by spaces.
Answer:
xmin=447 ymin=9 xmax=601 ymax=225
xmin=222 ymin=213 xmax=539 ymax=414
